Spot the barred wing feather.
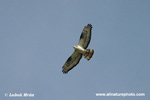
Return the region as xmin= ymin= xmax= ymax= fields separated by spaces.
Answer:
xmin=62 ymin=51 xmax=82 ymax=73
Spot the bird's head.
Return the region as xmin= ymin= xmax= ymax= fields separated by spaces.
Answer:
xmin=73 ymin=46 xmax=77 ymax=49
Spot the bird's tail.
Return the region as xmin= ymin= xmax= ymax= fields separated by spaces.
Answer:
xmin=84 ymin=49 xmax=94 ymax=60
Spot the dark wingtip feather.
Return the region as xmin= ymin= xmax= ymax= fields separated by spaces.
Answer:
xmin=87 ymin=24 xmax=92 ymax=28
xmin=62 ymin=70 xmax=68 ymax=74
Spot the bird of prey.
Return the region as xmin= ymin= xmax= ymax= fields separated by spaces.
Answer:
xmin=62 ymin=24 xmax=94 ymax=74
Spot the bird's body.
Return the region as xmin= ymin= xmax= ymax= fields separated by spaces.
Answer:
xmin=73 ymin=45 xmax=86 ymax=54
xmin=62 ymin=24 xmax=94 ymax=73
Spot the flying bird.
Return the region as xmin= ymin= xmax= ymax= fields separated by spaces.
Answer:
xmin=62 ymin=24 xmax=94 ymax=73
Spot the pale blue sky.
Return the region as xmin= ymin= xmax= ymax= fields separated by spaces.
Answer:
xmin=0 ymin=0 xmax=150 ymax=100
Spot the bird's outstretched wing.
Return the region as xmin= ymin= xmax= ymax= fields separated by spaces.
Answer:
xmin=78 ymin=24 xmax=92 ymax=49
xmin=62 ymin=51 xmax=82 ymax=73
